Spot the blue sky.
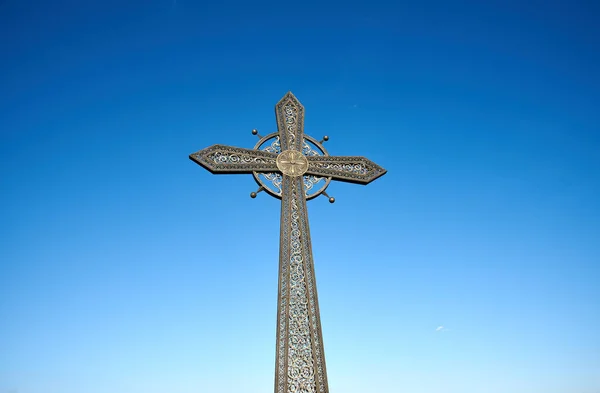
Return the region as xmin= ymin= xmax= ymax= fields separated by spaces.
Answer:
xmin=1 ymin=1 xmax=599 ymax=392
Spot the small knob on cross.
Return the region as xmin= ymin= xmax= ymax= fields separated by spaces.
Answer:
xmin=322 ymin=190 xmax=335 ymax=203
xmin=319 ymin=135 xmax=329 ymax=144
xmin=250 ymin=186 xmax=265 ymax=199
xmin=252 ymin=129 xmax=263 ymax=138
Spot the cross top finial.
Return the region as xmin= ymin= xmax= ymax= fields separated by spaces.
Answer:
xmin=276 ymin=91 xmax=304 ymax=108
xmin=275 ymin=92 xmax=305 ymax=152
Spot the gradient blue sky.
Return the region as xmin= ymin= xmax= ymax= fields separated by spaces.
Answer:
xmin=1 ymin=1 xmax=599 ymax=392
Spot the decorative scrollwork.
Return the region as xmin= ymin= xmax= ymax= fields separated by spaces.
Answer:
xmin=302 ymin=140 xmax=321 ymax=157
xmin=262 ymin=172 xmax=283 ymax=194
xmin=284 ymin=177 xmax=317 ymax=393
xmin=264 ymin=136 xmax=282 ymax=154
xmin=276 ymin=178 xmax=290 ymax=393
xmin=284 ymin=104 xmax=299 ymax=151
xmin=276 ymin=92 xmax=305 ymax=152
xmin=209 ymin=150 xmax=275 ymax=165
xmin=298 ymin=184 xmax=327 ymax=393
xmin=306 ymin=156 xmax=386 ymax=184
xmin=310 ymin=161 xmax=368 ymax=175
xmin=301 ymin=140 xmax=327 ymax=199
xmin=190 ymin=144 xmax=278 ymax=173
xmin=253 ymin=135 xmax=331 ymax=200
xmin=303 ymin=175 xmax=325 ymax=193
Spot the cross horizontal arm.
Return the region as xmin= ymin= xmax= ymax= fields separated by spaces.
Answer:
xmin=306 ymin=156 xmax=387 ymax=184
xmin=189 ymin=144 xmax=278 ymax=174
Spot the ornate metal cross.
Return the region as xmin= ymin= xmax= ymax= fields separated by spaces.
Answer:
xmin=190 ymin=92 xmax=386 ymax=393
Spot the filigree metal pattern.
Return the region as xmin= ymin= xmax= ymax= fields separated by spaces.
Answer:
xmin=300 ymin=139 xmax=327 ymax=198
xmin=298 ymin=179 xmax=328 ymax=393
xmin=262 ymin=172 xmax=283 ymax=194
xmin=285 ymin=104 xmax=299 ymax=151
xmin=286 ymin=176 xmax=316 ymax=393
xmin=257 ymin=136 xmax=284 ymax=196
xmin=254 ymin=136 xmax=329 ymax=199
xmin=306 ymin=156 xmax=386 ymax=184
xmin=276 ymin=177 xmax=291 ymax=393
xmin=264 ymin=136 xmax=282 ymax=154
xmin=211 ymin=150 xmax=275 ymax=165
xmin=302 ymin=140 xmax=322 ymax=157
xmin=311 ymin=161 xmax=368 ymax=175
xmin=275 ymin=175 xmax=328 ymax=393
xmin=276 ymin=93 xmax=305 ymax=152
xmin=303 ymin=175 xmax=324 ymax=193
xmin=190 ymin=144 xmax=277 ymax=173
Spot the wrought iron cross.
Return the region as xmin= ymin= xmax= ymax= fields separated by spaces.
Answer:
xmin=190 ymin=92 xmax=386 ymax=393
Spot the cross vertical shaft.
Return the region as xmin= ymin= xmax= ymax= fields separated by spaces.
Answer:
xmin=275 ymin=93 xmax=328 ymax=393
xmin=276 ymin=175 xmax=328 ymax=393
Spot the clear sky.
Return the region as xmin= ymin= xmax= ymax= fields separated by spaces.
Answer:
xmin=1 ymin=1 xmax=599 ymax=392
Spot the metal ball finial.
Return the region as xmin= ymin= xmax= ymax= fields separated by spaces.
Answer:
xmin=323 ymin=135 xmax=329 ymax=141
xmin=251 ymin=186 xmax=265 ymax=199
xmin=328 ymin=197 xmax=335 ymax=203
xmin=252 ymin=129 xmax=258 ymax=135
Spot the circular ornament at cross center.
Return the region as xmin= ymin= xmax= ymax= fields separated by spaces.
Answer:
xmin=276 ymin=150 xmax=309 ymax=177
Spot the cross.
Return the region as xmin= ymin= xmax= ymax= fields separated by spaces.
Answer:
xmin=190 ymin=92 xmax=386 ymax=393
